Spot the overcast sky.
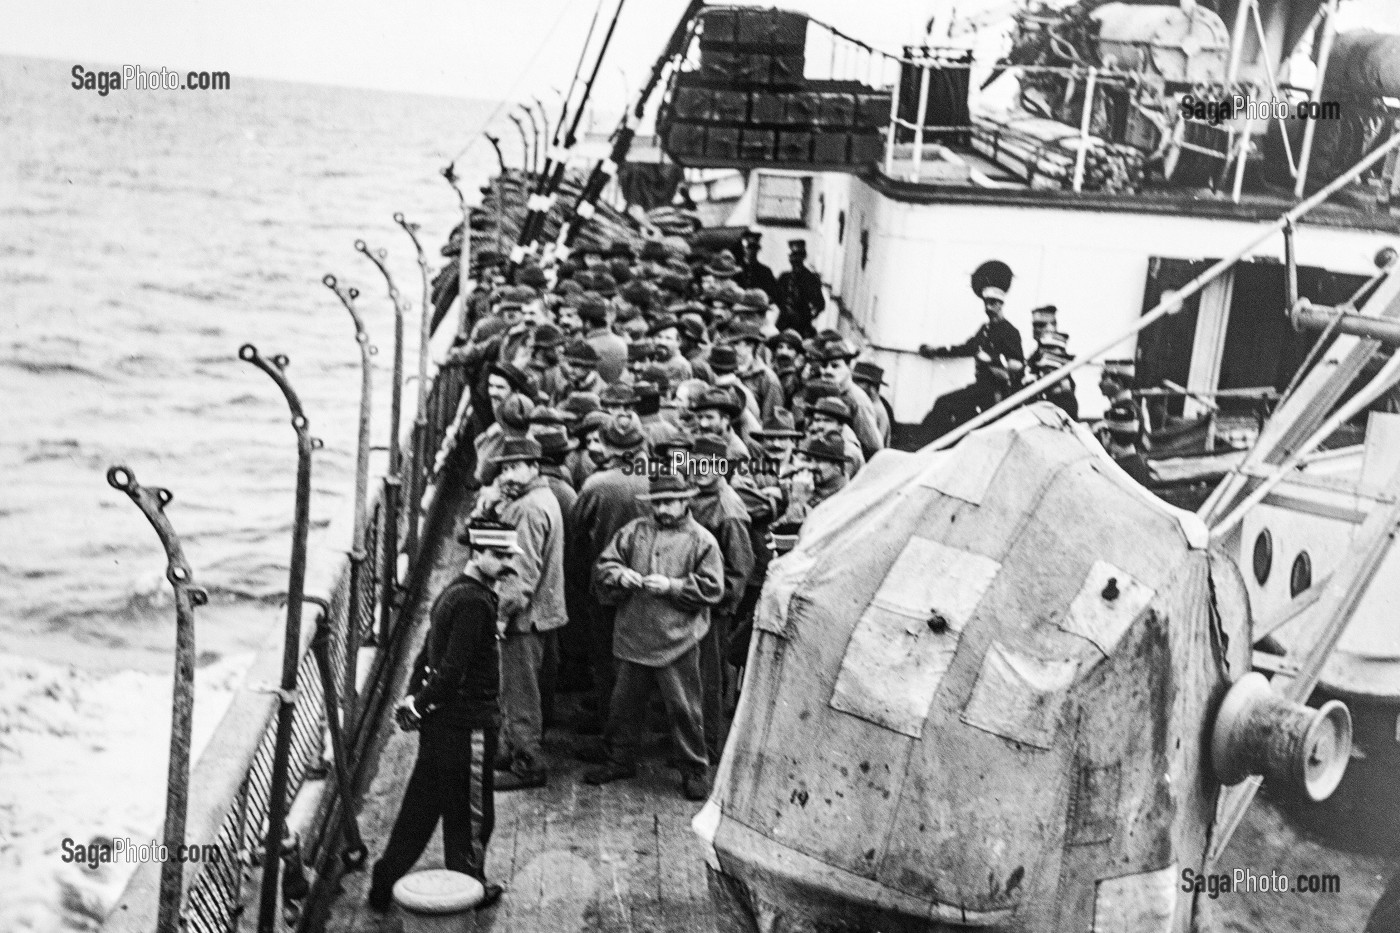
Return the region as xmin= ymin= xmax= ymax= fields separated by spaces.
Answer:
xmin=5 ymin=0 xmax=1398 ymax=105
xmin=1 ymin=0 xmax=939 ymax=102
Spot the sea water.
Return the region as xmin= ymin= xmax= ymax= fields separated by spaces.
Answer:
xmin=0 ymin=55 xmax=497 ymax=930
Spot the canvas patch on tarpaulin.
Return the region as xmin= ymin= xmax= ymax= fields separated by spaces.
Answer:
xmin=1092 ymin=864 xmax=1178 ymax=932
xmin=961 ymin=640 xmax=1079 ymax=749
xmin=1060 ymin=560 xmax=1155 ymax=655
xmin=830 ymin=537 xmax=1000 ymax=737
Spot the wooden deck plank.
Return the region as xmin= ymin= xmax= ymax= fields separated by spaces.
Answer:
xmin=319 ymin=496 xmax=718 ymax=933
xmin=313 ymin=495 xmax=1391 ymax=933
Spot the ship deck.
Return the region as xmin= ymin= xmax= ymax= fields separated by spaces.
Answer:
xmin=315 ymin=493 xmax=1392 ymax=933
xmin=319 ymin=493 xmax=716 ymax=933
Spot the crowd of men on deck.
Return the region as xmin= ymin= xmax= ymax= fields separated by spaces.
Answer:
xmin=367 ymin=232 xmax=1149 ymax=908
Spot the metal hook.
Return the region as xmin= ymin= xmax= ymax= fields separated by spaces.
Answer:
xmin=106 ymin=464 xmax=136 ymax=492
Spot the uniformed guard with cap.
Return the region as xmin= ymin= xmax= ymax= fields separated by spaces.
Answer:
xmin=1098 ymin=400 xmax=1152 ymax=485
xmin=368 ymin=522 xmax=521 ymax=911
xmin=918 ymin=260 xmax=1026 ymax=438
xmin=735 ymin=229 xmax=780 ymax=304
xmin=775 ymin=239 xmax=826 ymax=338
xmin=1030 ymin=336 xmax=1079 ymax=419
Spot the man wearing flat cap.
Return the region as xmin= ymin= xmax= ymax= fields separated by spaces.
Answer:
xmin=368 ymin=522 xmax=519 ymax=911
xmin=587 ymin=472 xmax=725 ymax=802
xmin=776 ymin=239 xmax=825 ymax=338
xmin=472 ymin=437 xmax=567 ymax=791
xmin=525 ymin=323 xmax=567 ymax=404
xmin=918 ymin=260 xmax=1026 ymax=438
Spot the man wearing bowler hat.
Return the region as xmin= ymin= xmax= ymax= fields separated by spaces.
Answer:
xmin=852 ymin=360 xmax=894 ymax=446
xmin=776 ymin=239 xmax=825 ymax=338
xmin=474 ymin=437 xmax=566 ymax=791
xmin=691 ymin=386 xmax=755 ymax=463
xmin=779 ymin=429 xmax=850 ymax=527
xmin=813 ymin=338 xmax=884 ymax=459
xmin=367 ymin=522 xmax=519 ymax=911
xmin=726 ymin=321 xmax=784 ymax=423
xmin=586 ymin=471 xmax=725 ymax=801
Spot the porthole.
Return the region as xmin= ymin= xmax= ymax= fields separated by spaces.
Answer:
xmin=1252 ymin=529 xmax=1273 ymax=585
xmin=1290 ymin=551 xmax=1312 ymax=597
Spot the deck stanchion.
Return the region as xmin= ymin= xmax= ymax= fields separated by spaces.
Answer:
xmin=357 ymin=239 xmax=408 ymax=632
xmin=239 ymin=344 xmax=319 ymax=933
xmin=395 ymin=212 xmax=432 ymax=559
xmin=304 ymin=595 xmax=369 ymax=872
xmin=379 ymin=473 xmax=400 ymax=646
xmin=106 ymin=465 xmax=207 ymax=933
xmin=482 ymin=134 xmax=509 ymax=253
xmin=323 ymin=274 xmax=374 ymax=724
xmin=441 ymin=163 xmax=474 ymax=340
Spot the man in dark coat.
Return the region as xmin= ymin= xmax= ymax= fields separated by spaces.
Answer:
xmin=734 ymin=230 xmax=779 ymax=305
xmin=919 ymin=260 xmax=1025 ymax=439
xmin=566 ymin=412 xmax=650 ymax=726
xmin=685 ymin=434 xmax=755 ymax=761
xmin=367 ymin=524 xmax=519 ymax=911
xmin=775 ymin=239 xmax=826 ymax=338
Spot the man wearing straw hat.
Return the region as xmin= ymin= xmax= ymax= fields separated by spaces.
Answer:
xmin=367 ymin=522 xmax=521 ymax=912
xmin=585 ymin=471 xmax=725 ymax=801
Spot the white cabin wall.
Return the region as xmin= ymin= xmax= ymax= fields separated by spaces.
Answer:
xmin=804 ymin=179 xmax=1400 ymax=423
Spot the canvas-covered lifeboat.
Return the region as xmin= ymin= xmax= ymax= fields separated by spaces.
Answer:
xmin=694 ymin=403 xmax=1259 ymax=933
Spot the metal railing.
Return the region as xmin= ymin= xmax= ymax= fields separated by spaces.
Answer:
xmin=101 ymin=303 xmax=474 ymax=933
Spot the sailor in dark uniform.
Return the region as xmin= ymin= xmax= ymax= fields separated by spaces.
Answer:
xmin=1100 ymin=401 xmax=1153 ymax=486
xmin=735 ymin=229 xmax=779 ymax=305
xmin=368 ymin=523 xmax=521 ymax=911
xmin=918 ymin=260 xmax=1025 ymax=438
xmin=1029 ymin=339 xmax=1079 ymax=419
xmin=775 ymin=239 xmax=825 ymax=338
